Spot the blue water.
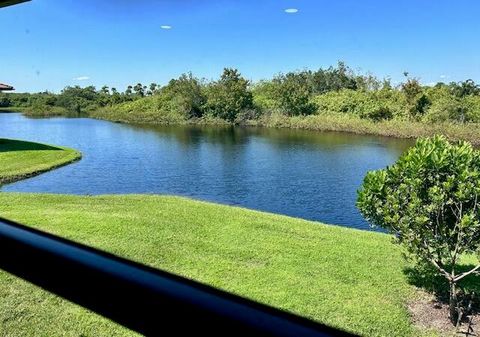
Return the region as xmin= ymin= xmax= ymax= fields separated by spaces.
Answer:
xmin=0 ymin=113 xmax=412 ymax=230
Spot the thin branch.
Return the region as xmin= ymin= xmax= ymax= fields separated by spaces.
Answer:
xmin=451 ymin=219 xmax=463 ymax=270
xmin=472 ymin=193 xmax=478 ymax=214
xmin=429 ymin=257 xmax=453 ymax=280
xmin=454 ymin=264 xmax=480 ymax=282
xmin=421 ymin=240 xmax=453 ymax=280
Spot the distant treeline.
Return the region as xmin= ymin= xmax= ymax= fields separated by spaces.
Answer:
xmin=2 ymin=62 xmax=480 ymax=125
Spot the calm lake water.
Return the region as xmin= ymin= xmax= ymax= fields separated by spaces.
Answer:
xmin=0 ymin=113 xmax=412 ymax=230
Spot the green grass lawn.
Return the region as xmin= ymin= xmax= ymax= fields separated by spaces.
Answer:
xmin=0 ymin=139 xmax=81 ymax=184
xmin=0 ymin=139 xmax=464 ymax=336
xmin=0 ymin=193 xmax=429 ymax=337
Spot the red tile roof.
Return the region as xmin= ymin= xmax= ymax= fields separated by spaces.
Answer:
xmin=0 ymin=83 xmax=14 ymax=91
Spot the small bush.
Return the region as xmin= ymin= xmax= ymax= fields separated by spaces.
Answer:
xmin=358 ymin=136 xmax=480 ymax=323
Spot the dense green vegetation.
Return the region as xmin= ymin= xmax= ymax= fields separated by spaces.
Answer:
xmin=1 ymin=117 xmax=478 ymax=336
xmin=0 ymin=193 xmax=441 ymax=337
xmin=0 ymin=139 xmax=81 ymax=184
xmin=358 ymin=136 xmax=480 ymax=324
xmin=2 ymin=67 xmax=480 ymax=334
xmin=2 ymin=63 xmax=480 ymax=143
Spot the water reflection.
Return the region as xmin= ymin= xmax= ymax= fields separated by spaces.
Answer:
xmin=0 ymin=113 xmax=412 ymax=230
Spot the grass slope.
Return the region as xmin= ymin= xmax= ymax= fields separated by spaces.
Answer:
xmin=0 ymin=139 xmax=81 ymax=184
xmin=0 ymin=193 xmax=423 ymax=337
xmin=90 ymin=95 xmax=187 ymax=125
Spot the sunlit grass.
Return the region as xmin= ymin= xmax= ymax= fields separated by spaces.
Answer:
xmin=0 ymin=193 xmax=430 ymax=337
xmin=0 ymin=139 xmax=81 ymax=184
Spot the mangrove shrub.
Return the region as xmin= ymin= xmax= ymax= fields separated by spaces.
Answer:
xmin=357 ymin=136 xmax=480 ymax=324
xmin=272 ymin=72 xmax=317 ymax=116
xmin=204 ymin=68 xmax=253 ymax=122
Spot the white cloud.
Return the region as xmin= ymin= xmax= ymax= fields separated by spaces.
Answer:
xmin=284 ymin=8 xmax=299 ymax=13
xmin=161 ymin=25 xmax=172 ymax=30
xmin=440 ymin=75 xmax=448 ymax=79
xmin=74 ymin=76 xmax=90 ymax=81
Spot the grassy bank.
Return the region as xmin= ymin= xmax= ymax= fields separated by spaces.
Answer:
xmin=252 ymin=113 xmax=480 ymax=146
xmin=0 ymin=139 xmax=81 ymax=184
xmin=0 ymin=106 xmax=68 ymax=117
xmin=92 ymin=104 xmax=480 ymax=146
xmin=22 ymin=106 xmax=68 ymax=118
xmin=0 ymin=193 xmax=427 ymax=337
xmin=0 ymin=107 xmax=30 ymax=112
xmin=91 ymin=104 xmax=230 ymax=126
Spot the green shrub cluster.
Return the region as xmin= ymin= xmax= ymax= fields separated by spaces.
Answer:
xmin=2 ymin=62 xmax=480 ymax=126
xmin=312 ymin=89 xmax=404 ymax=121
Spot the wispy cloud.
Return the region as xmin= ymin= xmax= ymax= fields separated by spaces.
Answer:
xmin=73 ymin=76 xmax=90 ymax=81
xmin=284 ymin=8 xmax=299 ymax=13
xmin=160 ymin=25 xmax=172 ymax=30
xmin=440 ymin=75 xmax=449 ymax=79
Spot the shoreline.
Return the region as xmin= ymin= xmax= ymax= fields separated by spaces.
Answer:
xmin=92 ymin=111 xmax=480 ymax=146
xmin=5 ymin=109 xmax=480 ymax=145
xmin=250 ymin=114 xmax=480 ymax=145
xmin=0 ymin=138 xmax=82 ymax=185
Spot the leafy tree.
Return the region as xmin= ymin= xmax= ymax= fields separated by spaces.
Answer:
xmin=424 ymin=87 xmax=470 ymax=123
xmin=98 ymin=86 xmax=111 ymax=107
xmin=354 ymin=73 xmax=382 ymax=92
xmin=148 ymin=83 xmax=158 ymax=96
xmin=251 ymin=81 xmax=279 ymax=113
xmin=133 ymin=83 xmax=145 ymax=98
xmin=204 ymin=68 xmax=253 ymax=122
xmin=109 ymin=87 xmax=123 ymax=105
xmin=311 ymin=61 xmax=358 ymax=94
xmin=29 ymin=91 xmax=57 ymax=108
xmin=450 ymin=79 xmax=480 ymax=98
xmin=357 ymin=136 xmax=480 ymax=324
xmin=163 ymin=73 xmax=206 ymax=118
xmin=272 ymin=72 xmax=317 ymax=116
xmin=125 ymin=85 xmax=133 ymax=97
xmin=0 ymin=93 xmax=29 ymax=108
xmin=0 ymin=94 xmax=11 ymax=107
xmin=56 ymin=86 xmax=99 ymax=113
xmin=415 ymin=94 xmax=431 ymax=116
xmin=381 ymin=78 xmax=393 ymax=90
xmin=100 ymin=86 xmax=110 ymax=95
xmin=401 ymin=77 xmax=421 ymax=103
xmin=401 ymin=75 xmax=430 ymax=118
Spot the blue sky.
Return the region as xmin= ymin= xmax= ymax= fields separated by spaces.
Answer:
xmin=2 ymin=0 xmax=479 ymax=93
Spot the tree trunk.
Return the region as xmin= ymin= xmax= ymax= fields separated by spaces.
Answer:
xmin=449 ymin=281 xmax=459 ymax=324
